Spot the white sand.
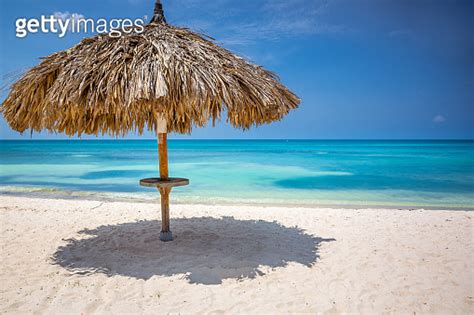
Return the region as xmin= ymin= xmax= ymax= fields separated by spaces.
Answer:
xmin=0 ymin=195 xmax=472 ymax=314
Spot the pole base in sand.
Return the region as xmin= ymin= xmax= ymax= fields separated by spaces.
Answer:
xmin=159 ymin=231 xmax=173 ymax=242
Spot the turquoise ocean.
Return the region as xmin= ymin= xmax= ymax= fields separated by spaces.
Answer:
xmin=0 ymin=140 xmax=473 ymax=209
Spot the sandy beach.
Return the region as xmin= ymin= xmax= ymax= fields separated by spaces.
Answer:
xmin=0 ymin=195 xmax=472 ymax=314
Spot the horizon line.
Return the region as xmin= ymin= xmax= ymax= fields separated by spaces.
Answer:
xmin=0 ymin=138 xmax=473 ymax=141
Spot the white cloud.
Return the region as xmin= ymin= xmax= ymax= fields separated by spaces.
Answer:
xmin=53 ymin=11 xmax=85 ymax=30
xmin=171 ymin=0 xmax=342 ymax=46
xmin=262 ymin=0 xmax=331 ymax=16
xmin=432 ymin=115 xmax=446 ymax=123
xmin=252 ymin=0 xmax=340 ymax=39
xmin=388 ymin=29 xmax=411 ymax=37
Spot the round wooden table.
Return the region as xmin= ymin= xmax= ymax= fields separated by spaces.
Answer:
xmin=139 ymin=177 xmax=189 ymax=189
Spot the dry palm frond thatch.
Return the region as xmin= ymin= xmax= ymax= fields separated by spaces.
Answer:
xmin=1 ymin=4 xmax=300 ymax=136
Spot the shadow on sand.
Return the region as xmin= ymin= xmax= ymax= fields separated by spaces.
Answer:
xmin=52 ymin=217 xmax=335 ymax=285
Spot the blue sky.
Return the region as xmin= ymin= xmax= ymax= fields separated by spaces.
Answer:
xmin=0 ymin=0 xmax=472 ymax=139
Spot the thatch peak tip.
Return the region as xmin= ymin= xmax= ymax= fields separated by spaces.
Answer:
xmin=150 ymin=0 xmax=166 ymax=24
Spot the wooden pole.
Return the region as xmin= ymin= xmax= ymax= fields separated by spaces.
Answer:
xmin=159 ymin=187 xmax=170 ymax=232
xmin=157 ymin=116 xmax=172 ymax=241
xmin=158 ymin=133 xmax=168 ymax=179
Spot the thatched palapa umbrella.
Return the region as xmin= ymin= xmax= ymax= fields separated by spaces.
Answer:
xmin=1 ymin=1 xmax=300 ymax=241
